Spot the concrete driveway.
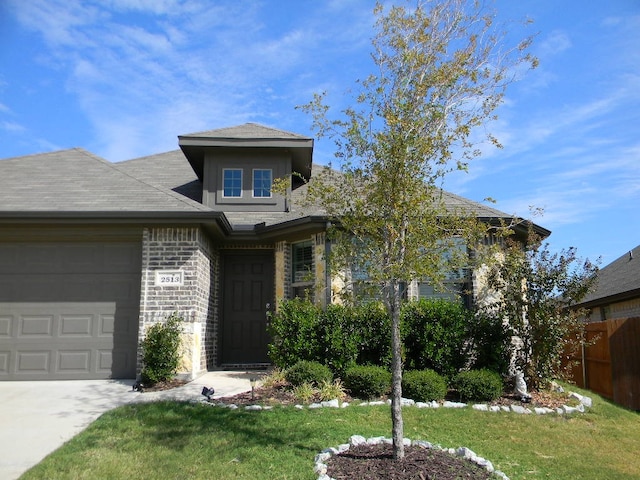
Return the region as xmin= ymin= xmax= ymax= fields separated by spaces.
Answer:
xmin=0 ymin=371 xmax=254 ymax=480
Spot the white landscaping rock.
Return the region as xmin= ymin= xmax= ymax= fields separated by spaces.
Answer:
xmin=570 ymin=392 xmax=593 ymax=408
xmin=321 ymin=399 xmax=340 ymax=408
xmin=443 ymin=401 xmax=467 ymax=408
xmin=456 ymin=447 xmax=476 ymax=460
xmin=367 ymin=436 xmax=385 ymax=445
xmin=314 ymin=462 xmax=327 ymax=475
xmin=315 ymin=452 xmax=331 ymax=463
xmin=413 ymin=440 xmax=433 ymax=448
xmin=472 ymin=404 xmax=488 ymax=411
xmin=349 ymin=435 xmax=367 ymax=446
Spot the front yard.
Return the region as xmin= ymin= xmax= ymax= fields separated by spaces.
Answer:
xmin=20 ymin=385 xmax=640 ymax=479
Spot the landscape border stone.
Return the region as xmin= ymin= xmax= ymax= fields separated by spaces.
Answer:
xmin=204 ymin=390 xmax=592 ymax=416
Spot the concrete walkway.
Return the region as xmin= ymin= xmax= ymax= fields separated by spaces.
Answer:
xmin=0 ymin=371 xmax=255 ymax=480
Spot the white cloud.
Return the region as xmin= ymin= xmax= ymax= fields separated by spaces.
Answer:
xmin=1 ymin=120 xmax=26 ymax=133
xmin=537 ymin=30 xmax=572 ymax=58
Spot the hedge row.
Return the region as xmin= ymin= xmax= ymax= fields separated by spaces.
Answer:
xmin=267 ymin=298 xmax=510 ymax=379
xmin=285 ymin=361 xmax=504 ymax=402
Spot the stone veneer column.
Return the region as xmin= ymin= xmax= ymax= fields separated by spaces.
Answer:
xmin=274 ymin=241 xmax=287 ymax=309
xmin=137 ymin=227 xmax=219 ymax=380
xmin=314 ymin=232 xmax=328 ymax=308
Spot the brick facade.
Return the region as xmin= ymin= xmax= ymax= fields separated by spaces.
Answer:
xmin=137 ymin=227 xmax=219 ymax=380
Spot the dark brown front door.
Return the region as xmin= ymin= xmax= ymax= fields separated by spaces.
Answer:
xmin=221 ymin=252 xmax=274 ymax=365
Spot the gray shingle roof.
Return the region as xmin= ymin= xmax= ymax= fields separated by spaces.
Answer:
xmin=224 ymin=164 xmax=545 ymax=232
xmin=0 ymin=148 xmax=211 ymax=214
xmin=579 ymin=245 xmax=640 ymax=305
xmin=181 ymin=123 xmax=312 ymax=141
xmin=0 ymin=126 xmax=550 ymax=238
xmin=116 ymin=149 xmax=202 ymax=202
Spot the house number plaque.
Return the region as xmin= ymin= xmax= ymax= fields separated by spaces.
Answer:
xmin=155 ymin=270 xmax=184 ymax=286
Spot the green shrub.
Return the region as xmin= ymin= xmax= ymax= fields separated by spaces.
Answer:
xmin=453 ymin=369 xmax=504 ymax=402
xmin=402 ymin=369 xmax=447 ymax=402
xmin=267 ymin=299 xmax=392 ymax=377
xmin=352 ymin=302 xmax=392 ymax=369
xmin=285 ymin=360 xmax=332 ymax=387
xmin=267 ymin=298 xmax=322 ymax=368
xmin=141 ymin=313 xmax=183 ymax=386
xmin=467 ymin=312 xmax=511 ymax=376
xmin=344 ymin=365 xmax=391 ymax=400
xmin=401 ymin=299 xmax=472 ymax=379
xmin=315 ymin=304 xmax=360 ymax=377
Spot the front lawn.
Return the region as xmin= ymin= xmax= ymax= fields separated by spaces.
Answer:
xmin=21 ymin=386 xmax=640 ymax=479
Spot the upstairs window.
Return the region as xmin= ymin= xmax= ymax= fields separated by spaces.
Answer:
xmin=223 ymin=169 xmax=242 ymax=197
xmin=253 ymin=169 xmax=272 ymax=198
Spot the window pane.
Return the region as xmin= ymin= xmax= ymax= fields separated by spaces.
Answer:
xmin=253 ymin=169 xmax=272 ymax=197
xmin=292 ymin=241 xmax=313 ymax=283
xmin=223 ymin=169 xmax=242 ymax=197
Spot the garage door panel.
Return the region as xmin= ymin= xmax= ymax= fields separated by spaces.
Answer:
xmin=98 ymin=350 xmax=113 ymax=372
xmin=0 ymin=240 xmax=142 ymax=380
xmin=20 ymin=315 xmax=54 ymax=337
xmin=17 ymin=350 xmax=51 ymax=373
xmin=57 ymin=350 xmax=91 ymax=372
xmin=99 ymin=315 xmax=115 ymax=336
xmin=60 ymin=315 xmax=93 ymax=337
xmin=0 ymin=316 xmax=11 ymax=337
xmin=0 ymin=352 xmax=9 ymax=375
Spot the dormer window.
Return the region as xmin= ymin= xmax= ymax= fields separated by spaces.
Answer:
xmin=253 ymin=169 xmax=272 ymax=198
xmin=223 ymin=169 xmax=242 ymax=197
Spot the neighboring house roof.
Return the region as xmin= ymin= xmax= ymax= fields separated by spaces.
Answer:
xmin=178 ymin=123 xmax=313 ymax=182
xmin=577 ymin=245 xmax=640 ymax=307
xmin=0 ymin=148 xmax=214 ymax=218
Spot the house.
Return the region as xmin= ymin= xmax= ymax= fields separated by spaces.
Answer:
xmin=0 ymin=123 xmax=549 ymax=381
xmin=575 ymin=245 xmax=640 ymax=321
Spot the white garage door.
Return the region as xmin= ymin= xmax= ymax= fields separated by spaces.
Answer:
xmin=0 ymin=241 xmax=141 ymax=380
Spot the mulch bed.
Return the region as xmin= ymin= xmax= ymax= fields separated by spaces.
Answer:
xmin=214 ymin=384 xmax=572 ymax=410
xmin=326 ymin=443 xmax=494 ymax=480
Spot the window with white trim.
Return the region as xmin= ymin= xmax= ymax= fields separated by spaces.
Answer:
xmin=253 ymin=169 xmax=272 ymax=198
xmin=223 ymin=169 xmax=242 ymax=197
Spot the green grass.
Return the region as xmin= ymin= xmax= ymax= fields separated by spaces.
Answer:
xmin=21 ymin=386 xmax=640 ymax=480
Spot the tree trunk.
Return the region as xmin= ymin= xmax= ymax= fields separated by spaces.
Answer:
xmin=389 ymin=279 xmax=405 ymax=460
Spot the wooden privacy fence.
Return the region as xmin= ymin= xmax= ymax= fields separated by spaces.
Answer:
xmin=565 ymin=317 xmax=640 ymax=411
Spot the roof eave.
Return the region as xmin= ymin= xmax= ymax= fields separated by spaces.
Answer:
xmin=575 ymin=288 xmax=640 ymax=309
xmin=178 ymin=137 xmax=313 ymax=181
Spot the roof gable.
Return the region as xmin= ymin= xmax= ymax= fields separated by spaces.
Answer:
xmin=179 ymin=123 xmax=313 ymax=181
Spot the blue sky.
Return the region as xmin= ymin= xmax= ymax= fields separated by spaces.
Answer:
xmin=0 ymin=0 xmax=638 ymax=266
